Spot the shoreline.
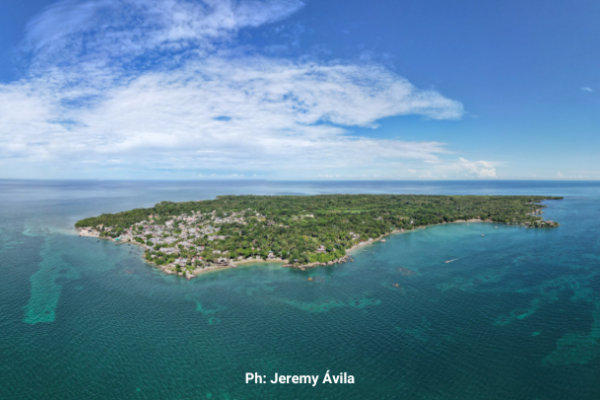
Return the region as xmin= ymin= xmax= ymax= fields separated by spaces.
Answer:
xmin=345 ymin=218 xmax=490 ymax=256
xmin=75 ymin=218 xmax=535 ymax=279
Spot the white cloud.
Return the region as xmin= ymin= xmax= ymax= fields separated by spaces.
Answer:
xmin=581 ymin=87 xmax=593 ymax=92
xmin=0 ymin=0 xmax=472 ymax=179
xmin=457 ymin=158 xmax=497 ymax=179
xmin=24 ymin=0 xmax=304 ymax=62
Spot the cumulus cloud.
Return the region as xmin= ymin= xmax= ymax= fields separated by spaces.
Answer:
xmin=0 ymin=0 xmax=471 ymax=179
xmin=457 ymin=158 xmax=497 ymax=178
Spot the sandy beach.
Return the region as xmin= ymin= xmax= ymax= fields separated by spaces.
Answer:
xmin=80 ymin=218 xmax=496 ymax=278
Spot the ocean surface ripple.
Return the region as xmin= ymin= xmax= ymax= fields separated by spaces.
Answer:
xmin=1 ymin=180 xmax=599 ymax=399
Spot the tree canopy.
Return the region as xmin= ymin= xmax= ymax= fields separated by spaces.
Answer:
xmin=76 ymin=194 xmax=562 ymax=267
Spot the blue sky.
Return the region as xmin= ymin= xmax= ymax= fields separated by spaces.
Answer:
xmin=0 ymin=0 xmax=598 ymax=180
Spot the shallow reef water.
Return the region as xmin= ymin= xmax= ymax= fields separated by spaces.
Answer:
xmin=1 ymin=180 xmax=600 ymax=399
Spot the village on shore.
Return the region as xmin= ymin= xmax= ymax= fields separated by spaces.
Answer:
xmin=76 ymin=194 xmax=561 ymax=279
xmin=78 ymin=208 xmax=367 ymax=279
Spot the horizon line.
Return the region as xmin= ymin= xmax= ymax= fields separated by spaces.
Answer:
xmin=1 ymin=178 xmax=599 ymax=183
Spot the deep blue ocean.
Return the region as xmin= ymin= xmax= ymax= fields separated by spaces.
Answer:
xmin=1 ymin=180 xmax=599 ymax=399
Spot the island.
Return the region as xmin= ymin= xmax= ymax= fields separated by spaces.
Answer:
xmin=75 ymin=194 xmax=562 ymax=279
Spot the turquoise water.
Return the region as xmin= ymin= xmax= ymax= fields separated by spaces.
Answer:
xmin=1 ymin=180 xmax=599 ymax=399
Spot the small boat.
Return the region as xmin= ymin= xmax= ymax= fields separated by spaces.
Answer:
xmin=445 ymin=258 xmax=459 ymax=264
xmin=381 ymin=239 xmax=386 ymax=243
xmin=481 ymin=234 xmax=485 ymax=237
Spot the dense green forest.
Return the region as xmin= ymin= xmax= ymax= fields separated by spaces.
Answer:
xmin=76 ymin=194 xmax=562 ymax=231
xmin=76 ymin=194 xmax=561 ymax=268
